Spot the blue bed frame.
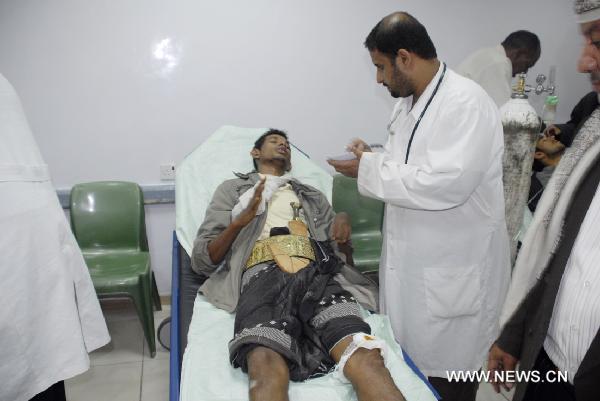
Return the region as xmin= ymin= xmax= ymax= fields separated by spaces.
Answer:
xmin=168 ymin=232 xmax=439 ymax=401
xmin=170 ymin=232 xmax=181 ymax=401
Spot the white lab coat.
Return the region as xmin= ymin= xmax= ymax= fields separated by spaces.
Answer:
xmin=0 ymin=73 xmax=110 ymax=401
xmin=456 ymin=45 xmax=513 ymax=108
xmin=357 ymin=64 xmax=510 ymax=377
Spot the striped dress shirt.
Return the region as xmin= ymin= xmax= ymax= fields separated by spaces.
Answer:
xmin=544 ymin=183 xmax=600 ymax=383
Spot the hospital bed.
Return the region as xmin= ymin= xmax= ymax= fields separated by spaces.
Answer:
xmin=168 ymin=126 xmax=439 ymax=401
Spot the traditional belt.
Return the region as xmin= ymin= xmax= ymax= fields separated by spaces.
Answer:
xmin=245 ymin=234 xmax=315 ymax=269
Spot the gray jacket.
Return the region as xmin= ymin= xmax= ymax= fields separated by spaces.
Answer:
xmin=191 ymin=172 xmax=378 ymax=313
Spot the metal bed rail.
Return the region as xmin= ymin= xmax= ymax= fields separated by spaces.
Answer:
xmin=169 ymin=232 xmax=181 ymax=401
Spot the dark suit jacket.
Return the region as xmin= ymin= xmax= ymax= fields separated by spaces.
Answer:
xmin=555 ymin=91 xmax=599 ymax=147
xmin=497 ymin=154 xmax=600 ymax=401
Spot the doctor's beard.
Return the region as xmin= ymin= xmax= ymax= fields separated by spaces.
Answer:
xmin=386 ymin=64 xmax=415 ymax=98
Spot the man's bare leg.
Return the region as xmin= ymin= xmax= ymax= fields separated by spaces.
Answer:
xmin=330 ymin=337 xmax=406 ymax=401
xmin=246 ymin=346 xmax=290 ymax=401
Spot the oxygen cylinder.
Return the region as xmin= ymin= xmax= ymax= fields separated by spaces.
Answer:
xmin=500 ymin=74 xmax=541 ymax=265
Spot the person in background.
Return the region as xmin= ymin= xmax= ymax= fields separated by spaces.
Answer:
xmin=457 ymin=30 xmax=541 ymax=107
xmin=489 ymin=2 xmax=600 ymax=400
xmin=528 ymin=136 xmax=566 ymax=212
xmin=544 ymin=73 xmax=600 ymax=147
xmin=328 ymin=12 xmax=510 ymax=401
xmin=0 ymin=72 xmax=110 ymax=401
xmin=531 ymin=73 xmax=600 ymax=212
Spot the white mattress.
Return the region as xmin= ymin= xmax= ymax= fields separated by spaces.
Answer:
xmin=180 ymin=294 xmax=437 ymax=401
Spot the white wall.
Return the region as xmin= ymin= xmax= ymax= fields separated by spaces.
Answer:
xmin=0 ymin=0 xmax=590 ymax=294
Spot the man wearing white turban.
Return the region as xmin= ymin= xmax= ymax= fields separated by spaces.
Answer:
xmin=488 ymin=2 xmax=600 ymax=400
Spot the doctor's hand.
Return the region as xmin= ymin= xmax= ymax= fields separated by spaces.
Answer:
xmin=331 ymin=212 xmax=352 ymax=244
xmin=488 ymin=343 xmax=519 ymax=393
xmin=346 ymin=138 xmax=372 ymax=159
xmin=327 ymin=158 xmax=360 ymax=178
xmin=233 ymin=177 xmax=266 ymax=228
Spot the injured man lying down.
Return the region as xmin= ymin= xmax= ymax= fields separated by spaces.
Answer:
xmin=191 ymin=129 xmax=406 ymax=401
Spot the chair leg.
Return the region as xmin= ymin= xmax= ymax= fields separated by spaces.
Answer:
xmin=130 ymin=281 xmax=157 ymax=358
xmin=151 ymin=272 xmax=162 ymax=311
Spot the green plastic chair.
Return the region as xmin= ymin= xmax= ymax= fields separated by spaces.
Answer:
xmin=332 ymin=175 xmax=384 ymax=274
xmin=70 ymin=181 xmax=161 ymax=357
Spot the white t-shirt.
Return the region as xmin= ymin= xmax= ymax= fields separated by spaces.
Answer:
xmin=258 ymin=183 xmax=305 ymax=240
xmin=456 ymin=45 xmax=512 ymax=108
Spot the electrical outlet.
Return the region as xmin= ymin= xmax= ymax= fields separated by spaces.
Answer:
xmin=160 ymin=163 xmax=176 ymax=181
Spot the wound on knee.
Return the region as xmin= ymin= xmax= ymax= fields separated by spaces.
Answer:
xmin=334 ymin=333 xmax=387 ymax=383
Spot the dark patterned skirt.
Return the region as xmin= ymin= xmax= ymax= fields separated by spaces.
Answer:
xmin=229 ymin=257 xmax=370 ymax=382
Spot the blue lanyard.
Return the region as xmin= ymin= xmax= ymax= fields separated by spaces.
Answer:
xmin=402 ymin=62 xmax=447 ymax=164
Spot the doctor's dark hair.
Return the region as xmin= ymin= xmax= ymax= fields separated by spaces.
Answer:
xmin=502 ymin=30 xmax=540 ymax=54
xmin=364 ymin=12 xmax=437 ymax=60
xmin=252 ymin=128 xmax=289 ymax=170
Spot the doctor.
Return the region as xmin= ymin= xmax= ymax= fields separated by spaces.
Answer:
xmin=329 ymin=12 xmax=510 ymax=401
xmin=0 ymin=73 xmax=110 ymax=401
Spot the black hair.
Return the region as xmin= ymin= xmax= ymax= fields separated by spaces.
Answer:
xmin=252 ymin=128 xmax=288 ymax=170
xmin=501 ymin=30 xmax=540 ymax=54
xmin=364 ymin=12 xmax=437 ymax=60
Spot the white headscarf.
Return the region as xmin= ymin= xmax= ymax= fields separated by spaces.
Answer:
xmin=575 ymin=0 xmax=600 ymax=23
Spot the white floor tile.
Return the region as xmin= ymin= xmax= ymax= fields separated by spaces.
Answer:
xmin=101 ymin=298 xmax=140 ymax=322
xmin=476 ymin=359 xmax=515 ymax=401
xmin=65 ymin=362 xmax=142 ymax=401
xmin=91 ymin=315 xmax=145 ymax=366
xmin=141 ymin=356 xmax=170 ymax=401
xmin=476 ymin=381 xmax=513 ymax=401
xmin=501 ymin=386 xmax=515 ymax=401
